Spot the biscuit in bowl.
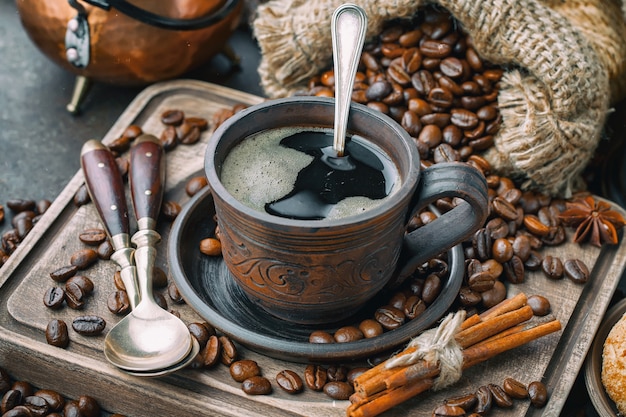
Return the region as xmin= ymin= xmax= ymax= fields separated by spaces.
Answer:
xmin=602 ymin=310 xmax=626 ymax=414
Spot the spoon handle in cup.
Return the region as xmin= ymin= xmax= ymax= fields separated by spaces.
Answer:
xmin=80 ymin=139 xmax=139 ymax=309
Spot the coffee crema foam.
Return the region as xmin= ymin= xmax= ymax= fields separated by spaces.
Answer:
xmin=220 ymin=127 xmax=399 ymax=220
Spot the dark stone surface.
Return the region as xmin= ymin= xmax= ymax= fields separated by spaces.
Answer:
xmin=0 ymin=0 xmax=263 ymax=234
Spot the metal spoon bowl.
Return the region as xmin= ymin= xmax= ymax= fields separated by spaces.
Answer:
xmin=103 ymin=135 xmax=193 ymax=372
xmin=331 ymin=3 xmax=367 ymax=156
xmin=120 ymin=337 xmax=200 ymax=378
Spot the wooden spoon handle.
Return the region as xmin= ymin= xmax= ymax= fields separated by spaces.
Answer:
xmin=129 ymin=134 xmax=165 ymax=227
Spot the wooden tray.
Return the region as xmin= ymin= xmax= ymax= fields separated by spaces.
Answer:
xmin=1 ymin=79 xmax=626 ymax=417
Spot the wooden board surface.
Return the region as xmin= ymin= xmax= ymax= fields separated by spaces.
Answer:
xmin=1 ymin=79 xmax=625 ymax=417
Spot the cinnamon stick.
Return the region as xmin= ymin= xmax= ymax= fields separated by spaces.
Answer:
xmin=455 ymin=305 xmax=534 ymax=348
xmin=347 ymin=378 xmax=434 ymax=417
xmin=462 ymin=319 xmax=561 ymax=369
xmin=479 ymin=292 xmax=528 ymax=320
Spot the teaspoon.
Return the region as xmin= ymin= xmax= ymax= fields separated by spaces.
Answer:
xmin=103 ymin=135 xmax=193 ymax=372
xmin=331 ymin=3 xmax=368 ymax=156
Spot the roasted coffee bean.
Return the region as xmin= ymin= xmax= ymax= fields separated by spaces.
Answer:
xmin=112 ymin=270 xmax=126 ymax=291
xmin=71 ymin=315 xmax=106 ymax=336
xmin=10 ymin=381 xmax=32 ymax=398
xmin=276 ymin=370 xmax=304 ymax=394
xmin=230 ymin=360 xmax=261 ymax=382
xmin=49 ymin=265 xmax=78 ymax=282
xmin=420 ymin=39 xmax=452 ymax=58
xmin=121 ymin=124 xmax=143 ymax=140
xmin=69 ymin=248 xmax=98 ymax=270
xmin=444 ymin=393 xmax=477 ymax=410
xmin=66 ymin=275 xmax=94 ymax=295
xmin=107 ymin=290 xmax=130 ymax=315
xmin=107 ymin=135 xmax=131 ymax=154
xmin=2 ymin=390 xmax=22 ymax=414
xmin=76 ymin=395 xmax=100 ymax=417
xmin=488 ymin=383 xmax=513 ymax=408
xmin=502 ymin=255 xmax=525 ymax=284
xmin=63 ymin=400 xmax=81 ymax=417
xmin=78 ymin=228 xmax=107 ymax=246
xmin=43 ymin=287 xmax=65 ymax=310
xmin=161 ymin=109 xmax=185 ymax=126
xmin=199 ymin=238 xmax=222 ymax=256
xmin=73 ymin=184 xmax=91 ymax=206
xmin=14 ymin=216 xmax=33 ymax=240
xmin=472 ymin=228 xmax=492 ymax=261
xmin=3 ymin=405 xmax=32 ymax=417
xmin=46 ymin=319 xmax=69 ymax=348
xmin=450 ymin=108 xmax=478 ymax=129
xmin=366 ymin=80 xmax=392 ymax=101
xmin=502 ymin=377 xmax=528 ymax=399
xmin=542 ymin=255 xmax=564 ymax=280
xmin=241 ymin=376 xmax=272 ymax=395
xmin=474 ymin=385 xmax=492 ymax=414
xmin=188 ymin=322 xmax=214 ymax=348
xmin=492 ymin=238 xmax=513 ymax=263
xmin=527 ymin=294 xmax=551 ymax=316
xmin=523 ymin=214 xmax=550 ymax=237
xmin=304 ymin=364 xmax=327 ymax=391
xmin=64 ymin=282 xmax=86 ymax=309
xmin=334 ymin=326 xmax=364 ymax=343
xmin=458 ymin=286 xmax=482 ymax=306
xmin=422 ymin=273 xmax=442 ymax=303
xmin=7 ymin=199 xmax=35 ymax=213
xmin=219 ymin=335 xmax=238 ymax=365
xmin=468 ymin=270 xmax=495 ymax=293
xmin=24 ymin=394 xmax=49 ymax=416
xmin=168 ymin=282 xmax=185 ymax=304
xmin=511 ymin=234 xmax=531 ymax=262
xmin=309 ymin=330 xmax=335 ymax=343
xmin=161 ymin=200 xmax=182 ymax=221
xmin=31 ymin=390 xmax=63 ymax=413
xmin=96 ymin=239 xmax=113 ymax=260
xmin=347 ymin=367 xmax=369 ymax=385
xmin=492 ymin=197 xmax=519 ymax=222
xmin=563 ymin=258 xmax=590 ymax=284
xmin=524 ymin=250 xmax=543 ymax=271
xmin=374 ymin=305 xmax=405 ymax=330
xmin=327 ymin=365 xmax=349 ymax=383
xmin=184 ymin=117 xmax=209 ymax=131
xmin=481 ymin=280 xmax=507 ymax=308
xmin=323 ymin=381 xmax=354 ymax=400
xmin=528 ymin=381 xmax=548 ymax=407
xmin=404 ymin=295 xmax=426 ymax=319
xmin=152 ymin=266 xmax=168 ymax=289
xmin=185 ymin=176 xmax=209 ymax=197
xmin=359 ymin=319 xmax=384 ymax=338
xmin=153 ymin=292 xmax=168 ymax=310
xmin=202 ymin=335 xmax=221 ymax=367
xmin=159 ymin=125 xmax=178 ymax=150
xmin=177 ymin=122 xmax=201 ymax=145
xmin=432 ymin=404 xmax=465 ymax=416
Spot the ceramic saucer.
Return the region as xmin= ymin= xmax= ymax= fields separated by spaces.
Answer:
xmin=167 ymin=187 xmax=464 ymax=363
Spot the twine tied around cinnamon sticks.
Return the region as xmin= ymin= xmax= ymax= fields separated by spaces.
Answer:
xmin=347 ymin=293 xmax=561 ymax=417
xmin=383 ymin=310 xmax=465 ymax=391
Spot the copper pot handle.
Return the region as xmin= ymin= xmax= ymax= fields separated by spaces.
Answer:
xmin=80 ymin=0 xmax=239 ymax=30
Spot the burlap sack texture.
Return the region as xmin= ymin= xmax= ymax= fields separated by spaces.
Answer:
xmin=253 ymin=0 xmax=626 ymax=197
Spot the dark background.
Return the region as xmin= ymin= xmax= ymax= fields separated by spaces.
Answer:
xmin=0 ymin=0 xmax=263 ymax=236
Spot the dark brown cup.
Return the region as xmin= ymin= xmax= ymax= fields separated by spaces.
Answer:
xmin=204 ymin=96 xmax=488 ymax=324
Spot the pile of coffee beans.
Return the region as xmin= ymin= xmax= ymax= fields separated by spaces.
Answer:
xmin=0 ymin=365 xmax=121 ymax=417
xmin=432 ymin=377 xmax=548 ymax=416
xmin=0 ymin=198 xmax=52 ymax=268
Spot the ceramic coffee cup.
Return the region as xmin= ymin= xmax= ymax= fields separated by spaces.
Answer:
xmin=204 ymin=96 xmax=488 ymax=324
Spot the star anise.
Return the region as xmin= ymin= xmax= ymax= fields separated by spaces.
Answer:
xmin=558 ymin=195 xmax=625 ymax=247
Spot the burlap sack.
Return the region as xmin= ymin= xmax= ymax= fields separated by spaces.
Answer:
xmin=253 ymin=0 xmax=626 ymax=197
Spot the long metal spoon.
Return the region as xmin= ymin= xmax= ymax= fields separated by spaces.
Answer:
xmin=103 ymin=134 xmax=193 ymax=372
xmin=331 ymin=3 xmax=367 ymax=156
xmin=80 ymin=140 xmax=140 ymax=309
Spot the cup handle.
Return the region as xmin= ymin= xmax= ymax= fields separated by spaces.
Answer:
xmin=389 ymin=162 xmax=489 ymax=287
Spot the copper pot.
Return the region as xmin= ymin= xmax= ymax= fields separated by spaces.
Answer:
xmin=15 ymin=0 xmax=243 ymax=85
